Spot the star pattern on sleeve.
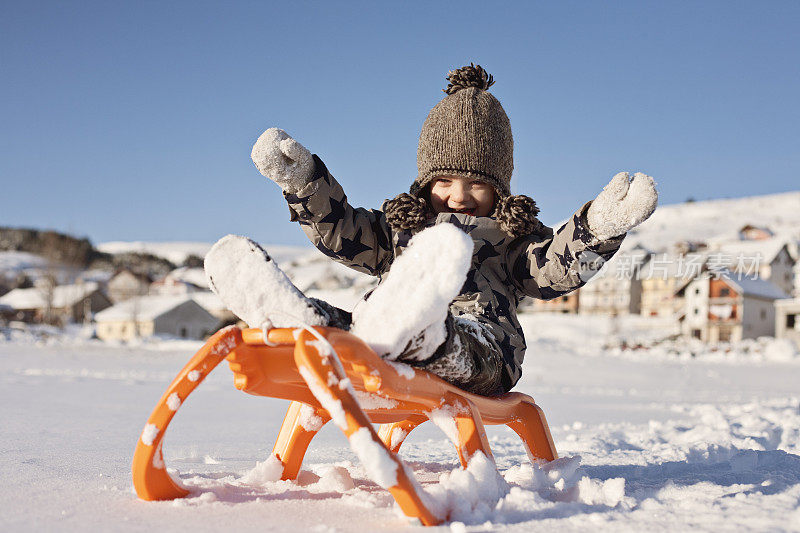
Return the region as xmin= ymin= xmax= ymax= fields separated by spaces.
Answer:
xmin=318 ymin=195 xmax=347 ymax=225
xmin=338 ymin=227 xmax=373 ymax=262
xmin=370 ymin=214 xmax=392 ymax=254
xmin=512 ymin=253 xmax=535 ymax=285
xmin=284 ymin=190 xmax=315 ymax=220
xmin=554 ymin=243 xmax=574 ymax=268
xmin=572 ymin=213 xmax=593 ymax=244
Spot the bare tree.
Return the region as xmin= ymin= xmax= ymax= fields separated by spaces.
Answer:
xmin=37 ymin=231 xmax=92 ymax=327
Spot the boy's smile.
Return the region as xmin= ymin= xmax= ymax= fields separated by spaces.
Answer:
xmin=429 ymin=175 xmax=496 ymax=217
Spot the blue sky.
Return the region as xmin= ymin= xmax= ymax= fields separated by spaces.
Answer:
xmin=2 ymin=1 xmax=799 ymax=247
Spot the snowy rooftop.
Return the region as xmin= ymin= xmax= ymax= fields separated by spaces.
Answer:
xmin=711 ymin=238 xmax=790 ymax=264
xmin=0 ymin=251 xmax=48 ymax=272
xmin=165 ymin=267 xmax=209 ymax=289
xmin=94 ymin=294 xmax=195 ymax=321
xmin=0 ymin=282 xmax=101 ymax=310
xmin=723 ymin=273 xmax=791 ymax=300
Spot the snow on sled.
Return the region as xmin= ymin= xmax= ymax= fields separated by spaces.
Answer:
xmin=131 ymin=325 xmax=557 ymax=526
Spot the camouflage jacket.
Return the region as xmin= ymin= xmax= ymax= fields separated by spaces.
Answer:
xmin=285 ymin=156 xmax=625 ymax=392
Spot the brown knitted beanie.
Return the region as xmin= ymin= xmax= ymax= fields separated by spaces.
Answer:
xmin=384 ymin=64 xmax=544 ymax=238
xmin=412 ymin=64 xmax=513 ymax=196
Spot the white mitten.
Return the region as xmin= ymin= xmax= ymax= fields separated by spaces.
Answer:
xmin=251 ymin=128 xmax=315 ymax=193
xmin=586 ymin=172 xmax=658 ymax=241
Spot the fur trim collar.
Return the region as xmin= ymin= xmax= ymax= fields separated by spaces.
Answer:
xmin=383 ymin=192 xmax=545 ymax=238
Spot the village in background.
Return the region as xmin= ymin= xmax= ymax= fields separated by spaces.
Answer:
xmin=2 ymin=190 xmax=800 ymax=351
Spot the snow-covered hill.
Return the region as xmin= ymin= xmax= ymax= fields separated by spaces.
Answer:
xmin=619 ymin=190 xmax=800 ymax=252
xmin=95 ymin=240 xmax=374 ymax=299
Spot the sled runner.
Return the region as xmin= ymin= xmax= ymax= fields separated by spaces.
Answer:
xmin=132 ymin=325 xmax=557 ymax=526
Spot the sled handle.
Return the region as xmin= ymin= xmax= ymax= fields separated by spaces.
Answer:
xmin=293 ymin=329 xmax=443 ymax=526
xmin=131 ymin=326 xmax=242 ymax=501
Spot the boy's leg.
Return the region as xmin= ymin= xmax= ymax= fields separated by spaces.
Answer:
xmin=351 ymin=224 xmax=473 ymax=360
xmin=399 ymin=315 xmax=505 ymax=397
xmin=205 ymin=234 xmax=353 ymax=331
xmin=307 ymin=298 xmax=352 ymax=331
xmin=204 ymin=235 xmax=328 ymax=328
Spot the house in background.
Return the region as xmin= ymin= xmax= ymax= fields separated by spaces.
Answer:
xmin=738 ymin=224 xmax=774 ymax=241
xmin=710 ymin=239 xmax=795 ymax=296
xmin=639 ymin=252 xmax=707 ymax=318
xmin=94 ymin=295 xmax=218 ymax=341
xmin=164 ymin=267 xmax=209 ymax=289
xmin=150 ymin=273 xmax=205 ymax=296
xmin=0 ymin=282 xmax=111 ymax=324
xmin=787 ymin=239 xmax=800 ymax=297
xmin=0 ymin=303 xmax=14 ymax=323
xmin=680 ymin=271 xmax=790 ymax=342
xmin=107 ymin=269 xmax=152 ymax=303
xmin=578 ymin=248 xmax=650 ymax=315
xmin=775 ymin=298 xmax=800 ymax=343
xmin=524 ymin=291 xmax=580 ymax=314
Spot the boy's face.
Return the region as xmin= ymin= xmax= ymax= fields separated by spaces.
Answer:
xmin=429 ymin=176 xmax=496 ymax=217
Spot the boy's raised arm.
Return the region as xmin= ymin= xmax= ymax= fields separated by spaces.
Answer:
xmin=507 ymin=203 xmax=625 ymax=299
xmin=252 ymin=128 xmax=393 ymax=276
xmin=508 ymin=172 xmax=657 ymax=300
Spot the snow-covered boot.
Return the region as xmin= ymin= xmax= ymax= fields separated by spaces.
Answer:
xmin=204 ymin=234 xmax=326 ymax=329
xmin=351 ymin=224 xmax=473 ymax=360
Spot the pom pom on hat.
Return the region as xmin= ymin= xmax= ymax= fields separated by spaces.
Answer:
xmin=384 ymin=193 xmax=430 ymax=231
xmin=444 ymin=63 xmax=495 ymax=94
xmin=494 ymin=195 xmax=546 ymax=238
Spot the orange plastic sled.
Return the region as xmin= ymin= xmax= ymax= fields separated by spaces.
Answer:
xmin=132 ymin=325 xmax=557 ymax=526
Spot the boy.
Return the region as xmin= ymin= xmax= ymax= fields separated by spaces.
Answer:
xmin=206 ymin=64 xmax=657 ymax=396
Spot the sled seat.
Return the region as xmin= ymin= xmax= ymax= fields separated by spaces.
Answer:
xmin=132 ymin=325 xmax=557 ymax=526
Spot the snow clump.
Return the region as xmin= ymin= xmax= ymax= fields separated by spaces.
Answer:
xmin=166 ymin=392 xmax=181 ymax=411
xmin=240 ymin=455 xmax=284 ymax=485
xmin=140 ymin=424 xmax=159 ymax=446
xmin=347 ymin=427 xmax=398 ymax=489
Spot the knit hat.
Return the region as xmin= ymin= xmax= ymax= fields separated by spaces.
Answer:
xmin=384 ymin=64 xmax=544 ymax=238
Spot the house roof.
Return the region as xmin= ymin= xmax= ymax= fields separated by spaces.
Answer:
xmin=111 ymin=269 xmax=153 ymax=283
xmin=164 ymin=267 xmax=209 ymax=289
xmin=94 ymin=295 xmax=200 ymax=321
xmin=712 ymin=239 xmax=789 ymax=264
xmin=739 ymin=224 xmax=774 ymax=236
xmin=0 ymin=282 xmax=100 ymax=310
xmin=0 ymin=251 xmax=47 ymax=271
xmin=638 ymin=251 xmax=709 ymax=279
xmin=722 ymin=272 xmax=791 ymax=300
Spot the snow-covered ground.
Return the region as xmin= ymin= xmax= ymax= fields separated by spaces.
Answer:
xmin=2 ymin=314 xmax=799 ymax=531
